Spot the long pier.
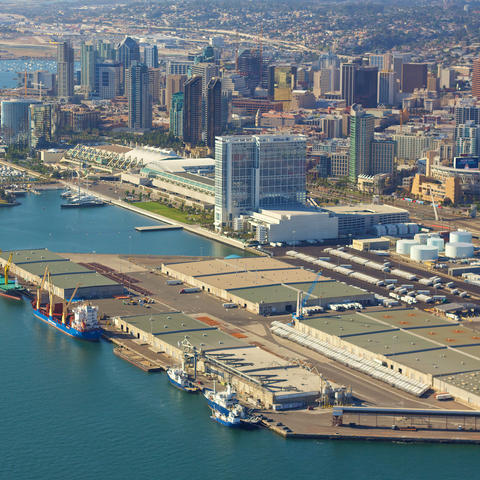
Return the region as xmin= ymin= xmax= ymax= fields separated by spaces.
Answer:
xmin=135 ymin=225 xmax=183 ymax=232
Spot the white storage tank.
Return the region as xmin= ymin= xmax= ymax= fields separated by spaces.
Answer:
xmin=414 ymin=233 xmax=429 ymax=245
xmin=449 ymin=230 xmax=472 ymax=244
xmin=445 ymin=242 xmax=474 ymax=259
xmin=410 ymin=245 xmax=439 ymax=262
xmin=427 ymin=236 xmax=444 ymax=251
xmin=396 ymin=239 xmax=419 ymax=255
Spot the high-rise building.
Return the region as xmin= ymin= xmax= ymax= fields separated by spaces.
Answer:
xmin=377 ymin=71 xmax=396 ymax=105
xmin=143 ymin=45 xmax=159 ymax=68
xmin=167 ymin=60 xmax=194 ymax=75
xmin=190 ymin=62 xmax=220 ymax=97
xmin=268 ymin=65 xmax=297 ymax=105
xmin=237 ymin=48 xmax=262 ymax=94
xmin=148 ymin=68 xmax=164 ymax=104
xmin=214 ymin=135 xmax=306 ymax=228
xmin=349 ymin=104 xmax=374 ymax=182
xmin=206 ymin=77 xmax=222 ymax=149
xmin=401 ymin=63 xmax=428 ymax=93
xmin=169 ymin=92 xmax=184 ymax=139
xmin=116 ymin=36 xmax=140 ymax=94
xmin=341 ymin=63 xmax=356 ymax=106
xmin=1 ymin=99 xmax=35 ymax=145
xmin=29 ymin=103 xmax=54 ymax=149
xmin=438 ymin=66 xmax=455 ymax=89
xmin=96 ymin=61 xmax=121 ymax=99
xmin=354 ymin=66 xmax=378 ymax=108
xmin=455 ymin=101 xmax=480 ymax=126
xmin=472 ymin=58 xmax=480 ymax=99
xmin=320 ymin=116 xmax=343 ymax=138
xmin=371 ymin=140 xmax=395 ymax=175
xmin=56 ymin=41 xmax=74 ymax=99
xmin=80 ymin=42 xmax=97 ymax=96
xmin=183 ymin=75 xmax=202 ymax=145
xmin=455 ymin=121 xmax=480 ymax=156
xmin=126 ymin=63 xmax=152 ymax=130
xmin=97 ymin=40 xmax=115 ymax=61
xmin=166 ymin=74 xmax=187 ymax=110
xmin=392 ymin=53 xmax=411 ymax=79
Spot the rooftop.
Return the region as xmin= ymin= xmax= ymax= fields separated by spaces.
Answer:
xmin=0 ymin=249 xmax=67 ymax=264
xmin=324 ymin=204 xmax=408 ymax=216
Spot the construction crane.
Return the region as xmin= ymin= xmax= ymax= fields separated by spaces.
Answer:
xmin=36 ymin=266 xmax=49 ymax=310
xmin=292 ymin=271 xmax=322 ymax=322
xmin=429 ymin=188 xmax=440 ymax=222
xmin=4 ymin=252 xmax=13 ymax=285
xmin=62 ymin=283 xmax=80 ymax=324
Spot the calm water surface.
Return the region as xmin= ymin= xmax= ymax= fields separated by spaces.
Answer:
xmin=0 ymin=190 xmax=477 ymax=480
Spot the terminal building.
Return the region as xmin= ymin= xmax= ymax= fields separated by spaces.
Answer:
xmin=0 ymin=249 xmax=123 ymax=299
xmin=274 ymin=307 xmax=480 ymax=408
xmin=112 ymin=311 xmax=321 ymax=409
xmin=161 ymin=257 xmax=375 ymax=315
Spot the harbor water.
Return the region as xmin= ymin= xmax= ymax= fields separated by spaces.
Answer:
xmin=0 ymin=190 xmax=478 ymax=479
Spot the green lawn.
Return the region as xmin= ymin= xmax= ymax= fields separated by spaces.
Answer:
xmin=132 ymin=201 xmax=198 ymax=224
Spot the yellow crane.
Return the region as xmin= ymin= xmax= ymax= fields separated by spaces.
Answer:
xmin=62 ymin=283 xmax=80 ymax=324
xmin=47 ymin=272 xmax=54 ymax=319
xmin=36 ymin=266 xmax=49 ymax=311
xmin=4 ymin=252 xmax=13 ymax=286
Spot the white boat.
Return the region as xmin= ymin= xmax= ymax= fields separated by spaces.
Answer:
xmin=166 ymin=365 xmax=199 ymax=393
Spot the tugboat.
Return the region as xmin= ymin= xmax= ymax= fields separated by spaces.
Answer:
xmin=166 ymin=361 xmax=200 ymax=393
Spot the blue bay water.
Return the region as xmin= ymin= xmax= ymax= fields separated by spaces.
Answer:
xmin=0 ymin=193 xmax=478 ymax=480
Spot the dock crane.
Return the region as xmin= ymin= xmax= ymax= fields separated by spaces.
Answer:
xmin=4 ymin=252 xmax=13 ymax=286
xmin=62 ymin=283 xmax=80 ymax=324
xmin=47 ymin=272 xmax=54 ymax=319
xmin=292 ymin=271 xmax=322 ymax=322
xmin=36 ymin=266 xmax=49 ymax=310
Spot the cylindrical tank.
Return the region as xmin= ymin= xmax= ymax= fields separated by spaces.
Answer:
xmin=414 ymin=233 xmax=429 ymax=245
xmin=449 ymin=230 xmax=472 ymax=244
xmin=374 ymin=225 xmax=387 ymax=236
xmin=410 ymin=245 xmax=439 ymax=262
xmin=407 ymin=223 xmax=419 ymax=234
xmin=396 ymin=239 xmax=419 ymax=255
xmin=427 ymin=236 xmax=444 ymax=251
xmin=396 ymin=224 xmax=408 ymax=236
xmin=445 ymin=242 xmax=474 ymax=259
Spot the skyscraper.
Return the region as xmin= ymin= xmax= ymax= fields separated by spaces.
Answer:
xmin=30 ymin=103 xmax=54 ymax=149
xmin=472 ymin=58 xmax=480 ymax=99
xmin=126 ymin=63 xmax=152 ymax=130
xmin=96 ymin=61 xmax=121 ymax=99
xmin=190 ymin=62 xmax=220 ymax=97
xmin=166 ymin=74 xmax=187 ymax=111
xmin=401 ymin=63 xmax=428 ymax=93
xmin=371 ymin=140 xmax=395 ymax=175
xmin=0 ymin=99 xmax=34 ymax=145
xmin=80 ymin=42 xmax=97 ymax=96
xmin=454 ymin=101 xmax=480 ymax=126
xmin=354 ymin=66 xmax=378 ymax=108
xmin=183 ymin=75 xmax=202 ymax=145
xmin=206 ymin=77 xmax=222 ymax=149
xmin=377 ymin=71 xmax=396 ymax=105
xmin=349 ymin=104 xmax=374 ymax=182
xmin=116 ymin=36 xmax=140 ymax=94
xmin=341 ymin=63 xmax=356 ymax=106
xmin=214 ymin=135 xmax=306 ymax=228
xmin=169 ymin=92 xmax=184 ymax=139
xmin=237 ymin=48 xmax=262 ymax=94
xmin=143 ymin=45 xmax=159 ymax=68
xmin=455 ymin=121 xmax=480 ymax=156
xmin=57 ymin=41 xmax=74 ymax=99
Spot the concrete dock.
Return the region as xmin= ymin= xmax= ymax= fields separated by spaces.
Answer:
xmin=135 ymin=225 xmax=183 ymax=232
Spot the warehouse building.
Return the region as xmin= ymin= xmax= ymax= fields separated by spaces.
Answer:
xmin=290 ymin=307 xmax=480 ymax=408
xmin=112 ymin=312 xmax=320 ymax=408
xmin=0 ymin=249 xmax=123 ymax=299
xmin=161 ymin=257 xmax=375 ymax=315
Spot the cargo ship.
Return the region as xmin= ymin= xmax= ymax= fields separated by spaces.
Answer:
xmin=0 ymin=278 xmax=24 ymax=301
xmin=166 ymin=362 xmax=200 ymax=392
xmin=32 ymin=301 xmax=101 ymax=341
